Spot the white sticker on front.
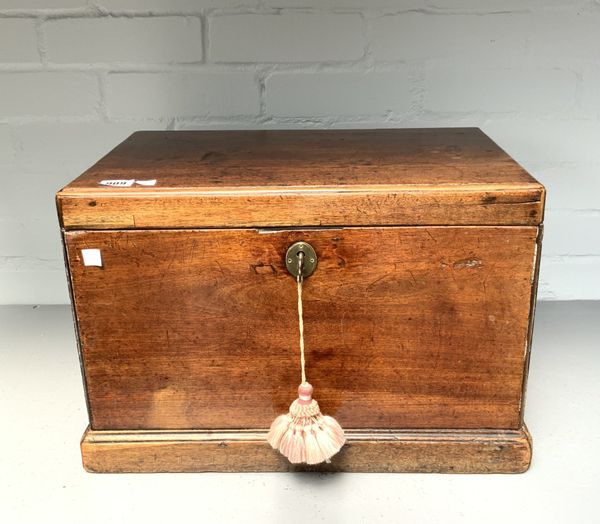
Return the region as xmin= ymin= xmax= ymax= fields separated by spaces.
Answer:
xmin=100 ymin=179 xmax=135 ymax=187
xmin=81 ymin=249 xmax=102 ymax=267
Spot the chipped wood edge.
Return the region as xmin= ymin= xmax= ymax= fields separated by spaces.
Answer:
xmin=81 ymin=425 xmax=532 ymax=474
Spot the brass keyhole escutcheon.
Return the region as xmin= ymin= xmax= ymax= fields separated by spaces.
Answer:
xmin=285 ymin=242 xmax=317 ymax=278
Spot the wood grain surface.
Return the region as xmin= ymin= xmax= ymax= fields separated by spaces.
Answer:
xmin=56 ymin=129 xmax=545 ymax=229
xmin=65 ymin=226 xmax=538 ymax=431
xmin=62 ymin=128 xmax=538 ymax=189
xmin=81 ymin=426 xmax=533 ymax=473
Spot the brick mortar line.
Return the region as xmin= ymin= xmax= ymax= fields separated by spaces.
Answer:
xmin=0 ymin=5 xmax=592 ymax=18
xmin=199 ymin=11 xmax=208 ymax=64
xmin=33 ymin=18 xmax=47 ymax=66
xmin=2 ymin=111 xmax=599 ymax=125
xmin=0 ymin=63 xmax=592 ymax=73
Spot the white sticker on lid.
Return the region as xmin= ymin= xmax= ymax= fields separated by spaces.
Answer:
xmin=100 ymin=179 xmax=135 ymax=187
xmin=81 ymin=249 xmax=102 ymax=267
xmin=99 ymin=179 xmax=156 ymax=187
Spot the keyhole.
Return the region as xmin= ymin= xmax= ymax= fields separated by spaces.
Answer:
xmin=285 ymin=241 xmax=317 ymax=278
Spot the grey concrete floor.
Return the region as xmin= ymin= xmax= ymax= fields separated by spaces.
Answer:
xmin=0 ymin=302 xmax=598 ymax=523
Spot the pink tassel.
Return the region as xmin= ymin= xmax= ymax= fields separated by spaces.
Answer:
xmin=267 ymin=382 xmax=345 ymax=465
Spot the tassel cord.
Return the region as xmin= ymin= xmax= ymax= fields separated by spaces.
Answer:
xmin=297 ymin=252 xmax=307 ymax=385
xmin=267 ymin=248 xmax=346 ymax=464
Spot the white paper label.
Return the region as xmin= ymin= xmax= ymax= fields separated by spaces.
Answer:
xmin=99 ymin=179 xmax=157 ymax=187
xmin=81 ymin=249 xmax=102 ymax=267
xmin=100 ymin=179 xmax=135 ymax=187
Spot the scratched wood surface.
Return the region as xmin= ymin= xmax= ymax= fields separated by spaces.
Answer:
xmin=81 ymin=427 xmax=533 ymax=473
xmin=56 ymin=129 xmax=545 ymax=229
xmin=65 ymin=226 xmax=538 ymax=431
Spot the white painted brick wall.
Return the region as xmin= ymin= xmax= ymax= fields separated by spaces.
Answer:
xmin=106 ymin=72 xmax=260 ymax=117
xmin=0 ymin=19 xmax=39 ymax=62
xmin=372 ymin=13 xmax=529 ymax=63
xmin=97 ymin=0 xmax=257 ymax=9
xmin=424 ymin=68 xmax=577 ymax=113
xmin=266 ymin=72 xmax=412 ymax=117
xmin=0 ymin=73 xmax=99 ymax=117
xmin=0 ymin=0 xmax=598 ymax=304
xmin=0 ymin=125 xmax=16 ymax=166
xmin=0 ymin=0 xmax=85 ymax=8
xmin=528 ymin=13 xmax=600 ymax=62
xmin=581 ymin=68 xmax=600 ymax=112
xmin=10 ymin=122 xmax=146 ymax=172
xmin=210 ymin=14 xmax=365 ymax=63
xmin=45 ymin=17 xmax=203 ymax=64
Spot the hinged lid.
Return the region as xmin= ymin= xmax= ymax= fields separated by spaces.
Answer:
xmin=56 ymin=128 xmax=545 ymax=229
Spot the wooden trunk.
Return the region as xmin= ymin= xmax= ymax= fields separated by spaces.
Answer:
xmin=57 ymin=128 xmax=545 ymax=473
